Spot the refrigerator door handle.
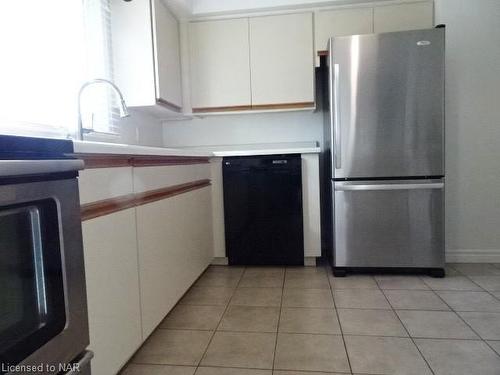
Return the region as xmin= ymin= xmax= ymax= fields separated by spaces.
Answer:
xmin=333 ymin=63 xmax=341 ymax=169
xmin=328 ymin=47 xmax=335 ymax=169
xmin=335 ymin=182 xmax=444 ymax=191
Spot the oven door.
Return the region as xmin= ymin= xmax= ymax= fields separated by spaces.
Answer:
xmin=0 ymin=177 xmax=88 ymax=373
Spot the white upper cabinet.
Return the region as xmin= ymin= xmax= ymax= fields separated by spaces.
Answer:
xmin=374 ymin=1 xmax=434 ymax=33
xmin=153 ymin=0 xmax=182 ymax=109
xmin=189 ymin=18 xmax=251 ymax=111
xmin=249 ymin=13 xmax=315 ymax=107
xmin=314 ymin=7 xmax=373 ymax=53
xmin=111 ymin=0 xmax=183 ymax=115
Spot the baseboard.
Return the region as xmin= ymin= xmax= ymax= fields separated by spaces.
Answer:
xmin=446 ymin=249 xmax=500 ymax=263
xmin=304 ymin=257 xmax=318 ymax=266
xmin=210 ymin=257 xmax=319 ymax=266
xmin=211 ymin=257 xmax=229 ymax=265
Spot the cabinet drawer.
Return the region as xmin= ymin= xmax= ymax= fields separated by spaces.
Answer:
xmin=334 ymin=180 xmax=444 ymax=268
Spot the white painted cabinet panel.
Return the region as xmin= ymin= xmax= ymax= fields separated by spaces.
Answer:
xmin=249 ymin=13 xmax=315 ymax=106
xmin=78 ymin=167 xmax=133 ymax=204
xmin=189 ymin=18 xmax=251 ymax=109
xmin=210 ymin=158 xmax=226 ymax=258
xmin=315 ymin=7 xmax=373 ymax=65
xmin=82 ymin=209 xmax=142 ymax=375
xmin=133 ymin=164 xmax=211 ymax=193
xmin=111 ymin=0 xmax=156 ymax=107
xmin=153 ymin=0 xmax=183 ymax=108
xmin=136 ymin=187 xmax=213 ymax=338
xmin=374 ymin=1 xmax=434 ymax=33
xmin=112 ymin=0 xmax=183 ymax=114
xmin=301 ymin=153 xmax=321 ymax=257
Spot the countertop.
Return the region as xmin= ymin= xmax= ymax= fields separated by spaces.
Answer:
xmin=72 ymin=140 xmax=212 ymax=157
xmin=184 ymin=142 xmax=320 ymax=157
xmin=72 ymin=141 xmax=320 ymax=158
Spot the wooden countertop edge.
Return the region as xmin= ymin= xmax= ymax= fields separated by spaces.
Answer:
xmin=81 ymin=179 xmax=211 ymax=221
xmin=73 ymin=153 xmax=210 ymax=169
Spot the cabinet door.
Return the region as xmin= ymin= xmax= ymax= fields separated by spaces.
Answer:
xmin=82 ymin=209 xmax=142 ymax=375
xmin=249 ymin=13 xmax=314 ymax=106
xmin=111 ymin=0 xmax=156 ymax=107
xmin=315 ymin=7 xmax=373 ymax=52
xmin=374 ymin=1 xmax=434 ymax=33
xmin=153 ymin=0 xmax=182 ymax=109
xmin=136 ymin=187 xmax=213 ymax=338
xmin=189 ymin=18 xmax=251 ymax=110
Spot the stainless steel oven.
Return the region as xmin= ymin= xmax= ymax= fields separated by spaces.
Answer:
xmin=0 ymin=136 xmax=91 ymax=375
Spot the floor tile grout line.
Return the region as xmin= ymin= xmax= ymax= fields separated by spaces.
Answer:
xmin=484 ymin=340 xmax=500 ymax=359
xmin=428 ymin=261 xmax=500 ymax=358
xmin=126 ymin=264 xmax=500 ymax=373
xmin=461 ymin=271 xmax=500 ymax=302
xmin=271 ymin=266 xmax=286 ymax=371
xmin=379 ymin=286 xmax=437 ymax=375
xmin=194 ymin=266 xmax=246 ymax=372
xmin=432 ymin=287 xmax=483 ymax=332
xmin=431 ymin=279 xmax=500 ymax=359
xmin=157 ymin=326 xmax=496 ymax=341
xmin=436 ymin=264 xmax=500 ymax=298
xmin=328 ymin=267 xmax=354 ymax=375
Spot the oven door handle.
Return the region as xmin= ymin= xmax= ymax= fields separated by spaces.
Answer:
xmin=0 ymin=159 xmax=84 ymax=177
xmin=65 ymin=350 xmax=94 ymax=374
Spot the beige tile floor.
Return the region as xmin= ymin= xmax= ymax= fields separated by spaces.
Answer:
xmin=121 ymin=263 xmax=500 ymax=375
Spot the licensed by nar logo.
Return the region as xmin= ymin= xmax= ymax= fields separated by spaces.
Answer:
xmin=59 ymin=363 xmax=81 ymax=372
xmin=1 ymin=363 xmax=81 ymax=373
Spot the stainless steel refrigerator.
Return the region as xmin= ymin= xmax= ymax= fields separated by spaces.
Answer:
xmin=323 ymin=27 xmax=445 ymax=277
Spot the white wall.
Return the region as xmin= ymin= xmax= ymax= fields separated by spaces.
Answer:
xmin=87 ymin=108 xmax=164 ymax=147
xmin=191 ymin=0 xmax=381 ymax=15
xmin=162 ymin=109 xmax=323 ymax=147
xmin=163 ymin=0 xmax=500 ymax=262
xmin=435 ymin=0 xmax=500 ymax=261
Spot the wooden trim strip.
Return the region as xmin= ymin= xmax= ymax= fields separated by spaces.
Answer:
xmin=317 ymin=50 xmax=328 ymax=57
xmin=74 ymin=154 xmax=131 ymax=169
xmin=251 ymin=102 xmax=315 ymax=110
xmin=81 ymin=179 xmax=211 ymax=221
xmin=81 ymin=194 xmax=135 ymax=221
xmin=192 ymin=105 xmax=252 ymax=113
xmin=135 ymin=179 xmax=211 ymax=206
xmin=192 ymin=102 xmax=315 ymax=113
xmin=131 ymin=156 xmax=210 ymax=167
xmin=157 ymin=98 xmax=182 ymax=112
xmin=74 ymin=153 xmax=210 ymax=169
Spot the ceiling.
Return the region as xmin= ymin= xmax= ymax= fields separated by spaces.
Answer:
xmin=165 ymin=0 xmax=385 ymax=17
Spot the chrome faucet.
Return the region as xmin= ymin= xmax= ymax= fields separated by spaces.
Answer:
xmin=77 ymin=78 xmax=130 ymax=140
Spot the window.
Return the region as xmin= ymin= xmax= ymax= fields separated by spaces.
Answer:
xmin=0 ymin=0 xmax=118 ymax=139
xmin=81 ymin=0 xmax=120 ymax=136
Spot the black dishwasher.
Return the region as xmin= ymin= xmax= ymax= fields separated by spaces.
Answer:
xmin=223 ymin=154 xmax=304 ymax=266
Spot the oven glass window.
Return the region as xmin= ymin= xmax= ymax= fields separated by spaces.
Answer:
xmin=0 ymin=200 xmax=66 ymax=367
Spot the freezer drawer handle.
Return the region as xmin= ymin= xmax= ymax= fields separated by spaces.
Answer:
xmin=336 ymin=183 xmax=444 ymax=191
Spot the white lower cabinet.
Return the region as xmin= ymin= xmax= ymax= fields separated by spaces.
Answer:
xmin=82 ymin=209 xmax=142 ymax=375
xmin=80 ymin=163 xmax=214 ymax=374
xmin=136 ymin=186 xmax=214 ymax=338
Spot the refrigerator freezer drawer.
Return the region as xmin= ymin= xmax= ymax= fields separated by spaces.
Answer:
xmin=333 ymin=180 xmax=444 ymax=268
